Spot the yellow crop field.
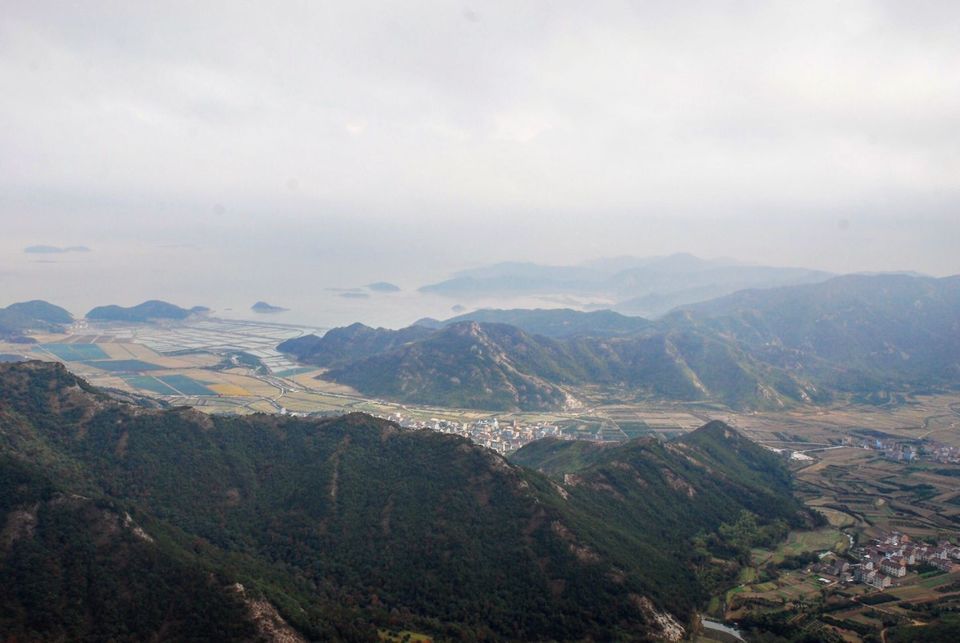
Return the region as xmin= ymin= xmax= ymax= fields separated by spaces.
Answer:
xmin=209 ymin=383 xmax=251 ymax=396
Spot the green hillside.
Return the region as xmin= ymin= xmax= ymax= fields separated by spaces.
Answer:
xmin=0 ymin=300 xmax=73 ymax=340
xmin=0 ymin=456 xmax=257 ymax=641
xmin=281 ymin=274 xmax=959 ymax=411
xmin=326 ymin=322 xmax=579 ymax=411
xmin=292 ymin=321 xmax=816 ymax=411
xmin=508 ymin=437 xmax=616 ymax=477
xmin=670 ymin=274 xmax=960 ymax=392
xmin=0 ymin=361 xmax=809 ymax=641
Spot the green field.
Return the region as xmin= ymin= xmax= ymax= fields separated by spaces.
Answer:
xmin=156 ymin=375 xmax=215 ymax=396
xmin=617 ymin=420 xmax=652 ymax=439
xmin=122 ymin=374 xmax=215 ymax=396
xmin=812 ymin=507 xmax=857 ymax=528
xmin=84 ymin=359 xmax=166 ymax=372
xmin=738 ymin=566 xmax=757 ymax=583
xmin=37 ymin=343 xmax=109 ymax=361
xmin=274 ymin=367 xmax=316 ymax=377
xmin=123 ymin=375 xmax=179 ymax=395
xmin=752 ymin=528 xmax=847 ymax=565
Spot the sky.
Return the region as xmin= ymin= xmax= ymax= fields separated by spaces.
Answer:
xmin=1 ymin=1 xmax=959 ymax=322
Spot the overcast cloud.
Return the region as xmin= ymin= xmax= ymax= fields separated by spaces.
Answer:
xmin=1 ymin=0 xmax=959 ymax=283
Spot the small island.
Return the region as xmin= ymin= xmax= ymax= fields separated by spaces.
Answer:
xmin=366 ymin=282 xmax=401 ymax=293
xmin=0 ymin=300 xmax=74 ymax=341
xmin=86 ymin=300 xmax=207 ymax=322
xmin=251 ymin=301 xmax=288 ymax=314
xmin=24 ymin=245 xmax=91 ymax=254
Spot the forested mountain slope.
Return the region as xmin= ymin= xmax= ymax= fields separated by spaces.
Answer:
xmin=282 ymin=274 xmax=960 ymax=411
xmin=0 ymin=361 xmax=809 ymax=641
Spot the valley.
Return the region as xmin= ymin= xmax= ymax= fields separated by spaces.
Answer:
xmin=0 ymin=361 xmax=811 ymax=641
xmin=2 ymin=275 xmax=960 ymax=641
xmin=5 ymin=316 xmax=960 ymax=456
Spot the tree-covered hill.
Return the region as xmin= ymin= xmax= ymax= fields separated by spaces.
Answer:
xmin=277 ymin=322 xmax=434 ymax=367
xmin=0 ymin=455 xmax=259 ymax=641
xmin=0 ymin=300 xmax=73 ymax=340
xmin=283 ymin=320 xmax=820 ymax=411
xmin=0 ymin=361 xmax=810 ymax=641
xmin=85 ymin=299 xmax=208 ymax=322
xmin=281 ymin=273 xmax=960 ymax=412
xmin=325 ymin=322 xmax=579 ymax=411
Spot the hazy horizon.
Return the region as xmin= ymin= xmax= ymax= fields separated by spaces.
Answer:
xmin=1 ymin=237 xmax=955 ymax=329
xmin=3 ymin=2 xmax=959 ymax=325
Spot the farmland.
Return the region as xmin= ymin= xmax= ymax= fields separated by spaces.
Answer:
xmin=795 ymin=447 xmax=960 ymax=540
xmin=3 ymin=318 xmax=959 ymax=450
xmin=4 ymin=317 xmax=960 ymax=641
xmin=716 ymin=443 xmax=960 ymax=641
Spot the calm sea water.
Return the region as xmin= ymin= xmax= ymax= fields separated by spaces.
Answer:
xmin=0 ymin=236 xmax=573 ymax=330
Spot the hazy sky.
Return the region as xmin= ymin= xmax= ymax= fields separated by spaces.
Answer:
xmin=2 ymin=0 xmax=959 ymax=294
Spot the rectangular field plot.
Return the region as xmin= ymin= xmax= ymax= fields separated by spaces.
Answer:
xmin=123 ymin=375 xmax=179 ymax=395
xmin=83 ymin=359 xmax=167 ymax=372
xmin=274 ymin=367 xmax=316 ymax=377
xmin=156 ymin=375 xmax=215 ymax=396
xmin=37 ymin=343 xmax=110 ymax=361
xmin=208 ymin=383 xmax=251 ymax=396
xmin=617 ymin=421 xmax=652 ymax=439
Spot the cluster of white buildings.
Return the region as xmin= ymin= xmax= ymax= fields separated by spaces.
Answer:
xmin=849 ymin=531 xmax=960 ymax=589
xmin=383 ymin=414 xmax=563 ymax=453
xmin=846 ymin=436 xmax=960 ymax=464
xmin=923 ymin=442 xmax=960 ymax=464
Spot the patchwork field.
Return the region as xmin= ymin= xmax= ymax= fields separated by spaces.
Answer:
xmin=36 ymin=342 xmax=110 ymax=361
xmin=6 ymin=318 xmax=960 ymax=642
xmin=5 ymin=321 xmax=960 ymax=451
xmin=794 ymin=447 xmax=960 ymax=540
xmin=752 ymin=529 xmax=850 ymax=567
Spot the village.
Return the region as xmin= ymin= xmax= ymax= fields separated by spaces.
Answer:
xmin=815 ymin=530 xmax=960 ymax=590
xmin=382 ymin=414 xmax=564 ymax=453
xmin=844 ymin=435 xmax=960 ymax=464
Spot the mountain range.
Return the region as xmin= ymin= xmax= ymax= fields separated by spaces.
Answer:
xmin=282 ymin=274 xmax=960 ymax=411
xmin=667 ymin=273 xmax=960 ymax=392
xmin=0 ymin=361 xmax=809 ymax=640
xmin=419 ymin=253 xmax=835 ymax=317
xmin=414 ymin=307 xmax=652 ymax=338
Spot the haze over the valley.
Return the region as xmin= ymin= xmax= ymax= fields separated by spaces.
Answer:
xmin=2 ymin=1 xmax=959 ymax=325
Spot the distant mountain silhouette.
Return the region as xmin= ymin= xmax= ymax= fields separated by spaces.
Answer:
xmin=284 ymin=274 xmax=960 ymax=411
xmin=419 ymin=253 xmax=834 ymax=317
